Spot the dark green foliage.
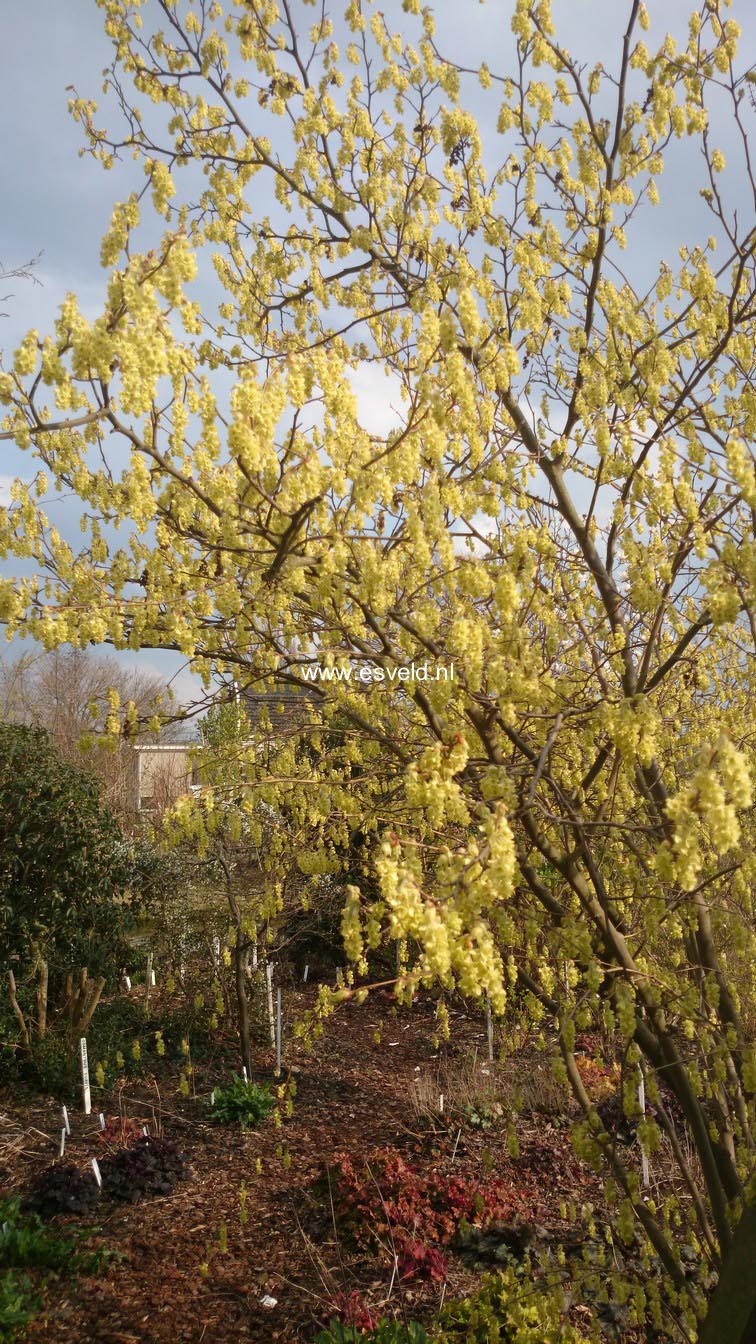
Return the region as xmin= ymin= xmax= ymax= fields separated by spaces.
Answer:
xmin=13 ymin=1028 xmax=73 ymax=1097
xmin=0 ymin=1270 xmax=37 ymax=1342
xmin=99 ymin=1136 xmax=187 ymax=1202
xmin=0 ymin=1198 xmax=109 ymax=1275
xmin=315 ymin=1322 xmax=430 ymax=1344
xmin=21 ymin=1165 xmax=100 ymax=1220
xmin=208 ymin=1076 xmax=274 ymax=1130
xmin=0 ymin=723 xmax=137 ymax=976
xmin=0 ymin=1198 xmax=113 ymax=1341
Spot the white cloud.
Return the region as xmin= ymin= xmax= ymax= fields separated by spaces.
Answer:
xmin=347 ymin=363 xmax=406 ymax=437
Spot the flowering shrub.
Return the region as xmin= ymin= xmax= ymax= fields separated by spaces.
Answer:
xmin=330 ymin=1147 xmax=525 ymax=1253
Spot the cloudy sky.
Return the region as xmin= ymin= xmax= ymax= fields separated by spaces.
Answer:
xmin=1 ymin=0 xmax=753 ymax=704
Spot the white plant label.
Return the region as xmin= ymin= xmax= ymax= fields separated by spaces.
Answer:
xmin=242 ymin=1066 xmax=248 ymax=1082
xmin=124 ymin=975 xmax=131 ymax=991
xmin=266 ymin=963 xmax=275 ymax=1046
xmin=276 ymin=986 xmax=282 ymax=1076
xmin=62 ymin=1105 xmax=70 ymax=1136
xmin=91 ymin=1158 xmax=102 ymax=1188
xmin=439 ymin=1093 xmax=444 ymax=1113
xmin=486 ymin=997 xmax=494 ymax=1063
xmin=79 ymin=1037 xmax=91 ymax=1115
xmin=59 ymin=1128 xmax=66 ymax=1158
xmin=638 ymin=1072 xmax=650 ymax=1188
xmin=303 ymin=964 xmax=309 ymax=983
xmin=99 ymin=1112 xmax=106 ymax=1131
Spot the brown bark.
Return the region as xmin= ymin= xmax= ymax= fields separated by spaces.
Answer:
xmin=699 ymin=1203 xmax=756 ymax=1344
xmin=8 ymin=971 xmax=30 ymax=1049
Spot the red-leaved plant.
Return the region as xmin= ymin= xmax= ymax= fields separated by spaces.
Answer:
xmin=329 ymin=1290 xmax=378 ymax=1332
xmin=329 ymin=1147 xmax=525 ymax=1254
xmin=397 ymin=1240 xmax=448 ymax=1283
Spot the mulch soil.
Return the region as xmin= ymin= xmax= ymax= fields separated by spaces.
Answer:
xmin=1 ymin=988 xmax=606 ymax=1343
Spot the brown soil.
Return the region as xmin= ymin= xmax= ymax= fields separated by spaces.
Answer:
xmin=1 ymin=990 xmax=605 ymax=1344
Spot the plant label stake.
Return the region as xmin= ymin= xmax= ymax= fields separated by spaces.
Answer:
xmin=211 ymin=1089 xmax=216 ymax=1106
xmin=303 ymin=964 xmax=309 ymax=983
xmin=212 ymin=935 xmax=221 ymax=971
xmin=91 ymin=1158 xmax=102 ymax=1188
xmin=638 ymin=1069 xmax=650 ymax=1188
xmin=486 ymin=997 xmax=494 ymax=1063
xmin=242 ymin=1065 xmax=248 ymax=1083
xmin=62 ymin=1105 xmax=70 ymax=1136
xmin=252 ymin=942 xmax=258 ymax=970
xmin=266 ymin=963 xmax=275 ymax=1046
xmin=275 ymin=986 xmax=282 ymax=1077
xmin=142 ymin=1126 xmax=149 ymax=1137
xmin=79 ymin=1037 xmax=91 ymax=1115
xmin=98 ymin=1113 xmax=105 ymax=1131
xmin=59 ymin=1127 xmax=66 ymax=1158
xmin=123 ymin=974 xmax=131 ymax=991
xmin=439 ymin=1093 xmax=444 ymax=1114
xmin=145 ymin=953 xmax=153 ymax=1004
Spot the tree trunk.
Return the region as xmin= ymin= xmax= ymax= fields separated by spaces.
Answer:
xmin=699 ymin=1203 xmax=756 ymax=1344
xmin=35 ymin=956 xmax=48 ymax=1040
xmin=8 ymin=971 xmax=30 ymax=1049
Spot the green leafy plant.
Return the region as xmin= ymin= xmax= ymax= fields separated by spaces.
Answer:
xmin=436 ymin=1269 xmax=591 ymax=1344
xmin=0 ymin=1198 xmax=113 ymax=1342
xmin=0 ymin=1198 xmax=111 ymax=1275
xmin=208 ymin=1076 xmax=274 ymax=1130
xmin=315 ymin=1320 xmax=430 ymax=1344
xmin=0 ymin=1270 xmax=37 ymax=1343
xmin=0 ymin=724 xmax=138 ymax=975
